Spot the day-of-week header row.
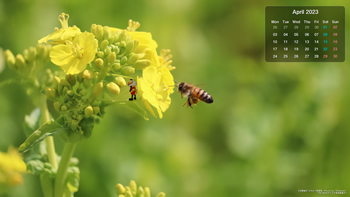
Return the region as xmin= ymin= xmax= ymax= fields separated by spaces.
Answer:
xmin=271 ymin=20 xmax=339 ymax=24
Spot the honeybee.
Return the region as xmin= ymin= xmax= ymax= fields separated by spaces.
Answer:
xmin=177 ymin=82 xmax=213 ymax=108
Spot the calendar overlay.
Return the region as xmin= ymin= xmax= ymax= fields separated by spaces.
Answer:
xmin=265 ymin=6 xmax=345 ymax=62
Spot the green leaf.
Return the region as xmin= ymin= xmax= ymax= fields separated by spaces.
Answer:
xmin=80 ymin=117 xmax=95 ymax=139
xmin=66 ymin=167 xmax=80 ymax=193
xmin=23 ymin=107 xmax=41 ymax=137
xmin=119 ymin=101 xmax=149 ymax=120
xmin=19 ymin=119 xmax=68 ymax=153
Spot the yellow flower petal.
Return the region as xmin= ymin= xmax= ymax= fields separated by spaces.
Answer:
xmin=49 ymin=32 xmax=97 ymax=75
xmin=128 ymin=32 xmax=158 ymax=53
xmin=39 ymin=27 xmax=81 ymax=45
xmin=50 ymin=45 xmax=74 ymax=66
xmin=138 ymin=78 xmax=159 ymax=109
xmin=142 ymin=98 xmax=157 ymax=118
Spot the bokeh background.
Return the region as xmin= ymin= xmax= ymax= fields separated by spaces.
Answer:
xmin=0 ymin=0 xmax=350 ymax=196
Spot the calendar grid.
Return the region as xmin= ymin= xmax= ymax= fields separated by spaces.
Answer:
xmin=265 ymin=6 xmax=345 ymax=62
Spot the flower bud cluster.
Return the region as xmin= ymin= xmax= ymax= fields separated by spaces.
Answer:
xmin=4 ymin=44 xmax=51 ymax=76
xmin=47 ymin=73 xmax=101 ymax=138
xmin=4 ymin=44 xmax=53 ymax=106
xmin=91 ymin=25 xmax=152 ymax=77
xmin=116 ymin=180 xmax=166 ymax=197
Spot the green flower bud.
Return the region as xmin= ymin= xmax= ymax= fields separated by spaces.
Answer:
xmin=120 ymin=41 xmax=127 ymax=48
xmin=114 ymin=76 xmax=126 ymax=87
xmin=144 ymin=187 xmax=150 ymax=197
xmin=129 ymin=180 xmax=137 ymax=196
xmin=65 ymin=74 xmax=76 ymax=86
xmin=133 ymin=39 xmax=139 ymax=50
xmin=125 ymin=41 xmax=134 ymax=52
xmin=28 ymin=47 xmax=37 ymax=62
xmin=128 ymin=54 xmax=139 ymax=65
xmin=43 ymin=69 xmax=53 ymax=87
xmin=77 ymin=115 xmax=83 ymax=121
xmin=66 ymin=90 xmax=74 ymax=96
xmin=70 ymin=120 xmax=79 ymax=131
xmin=121 ymin=66 xmax=135 ymax=76
xmin=116 ymin=184 xmax=126 ymax=195
xmin=126 ymin=35 xmax=132 ymax=43
xmin=83 ymin=70 xmax=94 ymax=80
xmin=36 ymin=44 xmax=48 ymax=59
xmin=112 ymin=63 xmax=121 ymax=71
xmin=84 ymin=106 xmax=93 ymax=117
xmin=23 ymin=49 xmax=29 ymax=61
xmin=156 ymin=192 xmax=166 ymax=197
xmin=96 ymin=25 xmax=103 ymax=40
xmin=97 ymin=51 xmax=104 ymax=58
xmin=15 ymin=54 xmax=26 ymax=69
xmin=53 ymin=76 xmax=60 ymax=89
xmin=107 ymin=52 xmax=116 ymax=64
xmin=62 ymin=86 xmax=69 ymax=96
xmin=106 ymin=82 xmax=120 ymax=95
xmin=54 ymin=102 xmax=61 ymax=112
xmin=58 ymin=84 xmax=63 ymax=96
xmin=125 ymin=186 xmax=131 ymax=193
xmin=60 ymin=79 xmax=71 ymax=87
xmin=109 ymin=35 xmax=116 ymax=44
xmin=114 ymin=46 xmax=120 ymax=55
xmin=104 ymin=47 xmax=111 ymax=57
xmin=80 ymin=89 xmax=87 ymax=96
xmin=92 ymin=82 xmax=103 ymax=98
xmin=118 ymin=30 xmax=127 ymax=42
xmin=95 ymin=58 xmax=104 ymax=69
xmin=100 ymin=40 xmax=109 ymax=51
xmin=133 ymin=59 xmax=151 ymax=70
xmin=46 ymin=87 xmax=56 ymax=100
xmin=61 ymin=105 xmax=67 ymax=112
xmin=125 ymin=191 xmax=133 ymax=197
xmin=103 ymin=26 xmax=111 ymax=40
xmin=83 ymin=79 xmax=92 ymax=89
xmin=4 ymin=49 xmax=16 ymax=69
xmin=121 ymin=56 xmax=128 ymax=65
xmin=93 ymin=107 xmax=100 ymax=115
xmin=76 ymin=72 xmax=83 ymax=83
xmin=91 ymin=24 xmax=97 ymax=36
xmin=76 ymin=87 xmax=82 ymax=94
xmin=137 ymin=186 xmax=144 ymax=196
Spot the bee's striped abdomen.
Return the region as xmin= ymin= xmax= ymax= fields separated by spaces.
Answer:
xmin=192 ymin=88 xmax=213 ymax=104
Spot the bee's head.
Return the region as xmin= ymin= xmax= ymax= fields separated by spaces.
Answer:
xmin=177 ymin=82 xmax=184 ymax=92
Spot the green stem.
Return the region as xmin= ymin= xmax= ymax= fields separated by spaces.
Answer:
xmin=54 ymin=142 xmax=77 ymax=197
xmin=40 ymin=95 xmax=58 ymax=169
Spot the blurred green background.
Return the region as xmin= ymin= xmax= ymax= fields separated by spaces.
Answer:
xmin=0 ymin=0 xmax=350 ymax=196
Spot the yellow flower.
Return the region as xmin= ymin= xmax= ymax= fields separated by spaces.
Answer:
xmin=137 ymin=66 xmax=175 ymax=118
xmin=159 ymin=49 xmax=176 ymax=71
xmin=129 ymin=31 xmax=159 ymax=67
xmin=0 ymin=147 xmax=26 ymax=193
xmin=39 ymin=13 xmax=81 ymax=45
xmin=50 ymin=32 xmax=98 ymax=75
xmin=109 ymin=27 xmax=160 ymax=68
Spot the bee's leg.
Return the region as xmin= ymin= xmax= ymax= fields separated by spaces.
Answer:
xmin=188 ymin=97 xmax=193 ymax=108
